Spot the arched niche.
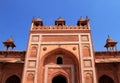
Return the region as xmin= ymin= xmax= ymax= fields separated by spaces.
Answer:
xmin=85 ymin=73 xmax=93 ymax=83
xmin=5 ymin=75 xmax=20 ymax=83
xmin=41 ymin=48 xmax=79 ymax=66
xmin=30 ymin=46 xmax=37 ymax=57
xmin=82 ymin=46 xmax=90 ymax=57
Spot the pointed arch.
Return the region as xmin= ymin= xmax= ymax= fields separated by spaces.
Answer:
xmin=41 ymin=48 xmax=79 ymax=65
xmin=39 ymin=48 xmax=80 ymax=83
xmin=52 ymin=71 xmax=68 ymax=79
xmin=5 ymin=75 xmax=20 ymax=83
xmin=99 ymin=75 xmax=114 ymax=83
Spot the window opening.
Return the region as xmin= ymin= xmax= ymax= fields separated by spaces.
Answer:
xmin=57 ymin=57 xmax=63 ymax=64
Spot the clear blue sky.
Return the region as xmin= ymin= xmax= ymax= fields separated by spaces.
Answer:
xmin=0 ymin=0 xmax=120 ymax=51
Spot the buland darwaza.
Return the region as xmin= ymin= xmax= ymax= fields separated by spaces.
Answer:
xmin=0 ymin=16 xmax=120 ymax=83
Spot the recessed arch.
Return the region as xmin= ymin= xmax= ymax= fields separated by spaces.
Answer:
xmin=82 ymin=46 xmax=90 ymax=57
xmin=41 ymin=48 xmax=79 ymax=65
xmin=52 ymin=74 xmax=67 ymax=83
xmin=99 ymin=75 xmax=114 ymax=83
xmin=39 ymin=48 xmax=80 ymax=83
xmin=5 ymin=75 xmax=20 ymax=83
xmin=30 ymin=46 xmax=37 ymax=57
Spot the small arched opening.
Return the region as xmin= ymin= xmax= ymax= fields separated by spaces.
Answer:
xmin=57 ymin=56 xmax=63 ymax=64
xmin=52 ymin=75 xmax=67 ymax=83
xmin=5 ymin=75 xmax=20 ymax=83
xmin=99 ymin=75 xmax=114 ymax=83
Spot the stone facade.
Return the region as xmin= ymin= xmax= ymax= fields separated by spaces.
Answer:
xmin=0 ymin=17 xmax=119 ymax=83
xmin=0 ymin=51 xmax=25 ymax=83
xmin=95 ymin=51 xmax=120 ymax=83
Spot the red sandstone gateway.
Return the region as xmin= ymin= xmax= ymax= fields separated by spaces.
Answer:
xmin=0 ymin=17 xmax=119 ymax=83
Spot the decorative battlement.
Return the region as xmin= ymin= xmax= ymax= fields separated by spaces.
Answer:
xmin=32 ymin=25 xmax=89 ymax=30
xmin=95 ymin=51 xmax=120 ymax=63
xmin=30 ymin=26 xmax=90 ymax=33
xmin=31 ymin=16 xmax=90 ymax=31
xmin=95 ymin=51 xmax=120 ymax=56
xmin=0 ymin=50 xmax=26 ymax=63
xmin=0 ymin=50 xmax=26 ymax=55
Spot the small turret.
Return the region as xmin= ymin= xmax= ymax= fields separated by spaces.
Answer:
xmin=77 ymin=16 xmax=89 ymax=26
xmin=104 ymin=35 xmax=117 ymax=51
xmin=3 ymin=37 xmax=16 ymax=50
xmin=32 ymin=17 xmax=43 ymax=26
xmin=55 ymin=17 xmax=65 ymax=26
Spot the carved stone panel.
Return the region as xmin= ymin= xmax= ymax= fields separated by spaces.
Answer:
xmin=84 ymin=71 xmax=93 ymax=83
xmin=84 ymin=60 xmax=92 ymax=68
xmin=81 ymin=35 xmax=89 ymax=41
xmin=32 ymin=35 xmax=39 ymax=42
xmin=28 ymin=60 xmax=36 ymax=68
xmin=27 ymin=72 xmax=35 ymax=83
xmin=30 ymin=45 xmax=38 ymax=57
xmin=82 ymin=44 xmax=91 ymax=57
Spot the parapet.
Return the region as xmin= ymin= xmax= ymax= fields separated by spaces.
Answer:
xmin=31 ymin=16 xmax=90 ymax=32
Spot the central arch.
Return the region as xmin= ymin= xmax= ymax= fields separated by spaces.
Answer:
xmin=39 ymin=48 xmax=80 ymax=83
xmin=52 ymin=75 xmax=67 ymax=83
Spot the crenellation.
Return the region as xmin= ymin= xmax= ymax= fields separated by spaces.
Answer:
xmin=32 ymin=26 xmax=89 ymax=30
xmin=0 ymin=51 xmax=26 ymax=56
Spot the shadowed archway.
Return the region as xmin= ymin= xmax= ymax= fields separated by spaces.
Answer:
xmin=52 ymin=75 xmax=67 ymax=83
xmin=39 ymin=48 xmax=80 ymax=83
xmin=5 ymin=75 xmax=20 ymax=83
xmin=99 ymin=75 xmax=114 ymax=83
